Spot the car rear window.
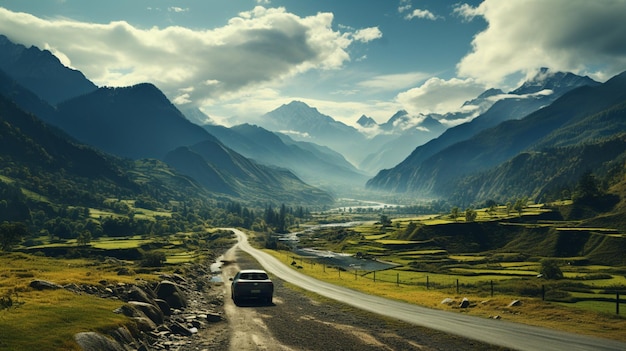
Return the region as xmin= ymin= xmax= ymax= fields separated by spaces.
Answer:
xmin=240 ymin=272 xmax=269 ymax=280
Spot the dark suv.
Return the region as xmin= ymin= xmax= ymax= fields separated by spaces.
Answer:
xmin=230 ymin=269 xmax=274 ymax=305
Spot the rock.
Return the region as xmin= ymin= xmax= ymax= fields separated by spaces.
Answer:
xmin=63 ymin=283 xmax=82 ymax=293
xmin=132 ymin=316 xmax=158 ymax=332
xmin=459 ymin=298 xmax=470 ymax=308
xmin=128 ymin=286 xmax=155 ymax=305
xmin=154 ymin=298 xmax=172 ymax=316
xmin=191 ymin=319 xmax=205 ymax=329
xmin=29 ymin=280 xmax=63 ymax=290
xmin=108 ymin=326 xmax=135 ymax=346
xmin=128 ymin=301 xmax=164 ymax=325
xmin=440 ymin=298 xmax=454 ymax=305
xmin=170 ymin=321 xmax=194 ymax=336
xmin=74 ymin=332 xmax=125 ymax=351
xmin=508 ymin=299 xmax=522 ymax=307
xmin=205 ymin=312 xmax=223 ymax=323
xmin=155 ymin=280 xmax=188 ymax=309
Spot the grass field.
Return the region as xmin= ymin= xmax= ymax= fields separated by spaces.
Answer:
xmin=261 ymin=203 xmax=626 ymax=341
xmin=265 ymin=249 xmax=626 ymax=342
xmin=0 ymin=252 xmax=155 ymax=351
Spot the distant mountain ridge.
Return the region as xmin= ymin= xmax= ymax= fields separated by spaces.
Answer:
xmin=258 ymin=101 xmax=368 ymax=165
xmin=4 ymin=33 xmax=621 ymax=208
xmin=0 ymin=35 xmax=332 ymax=205
xmin=368 ymin=70 xmax=600 ymax=176
xmin=358 ymin=111 xmax=447 ymax=174
xmin=204 ymin=123 xmax=369 ymax=191
xmin=367 ymin=70 xmax=626 ymax=204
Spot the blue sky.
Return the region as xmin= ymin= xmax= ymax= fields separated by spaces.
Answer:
xmin=1 ymin=0 xmax=625 ymax=127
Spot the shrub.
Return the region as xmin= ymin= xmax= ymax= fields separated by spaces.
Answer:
xmin=540 ymin=259 xmax=563 ymax=279
xmin=141 ymin=251 xmax=166 ymax=267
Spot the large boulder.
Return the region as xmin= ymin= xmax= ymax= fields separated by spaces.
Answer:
xmin=108 ymin=326 xmax=135 ymax=347
xmin=128 ymin=301 xmax=164 ymax=325
xmin=115 ymin=302 xmax=163 ymax=329
xmin=154 ymin=298 xmax=172 ymax=316
xmin=459 ymin=297 xmax=470 ymax=308
xmin=29 ymin=280 xmax=62 ymax=290
xmin=132 ymin=316 xmax=158 ymax=333
xmin=155 ymin=280 xmax=188 ymax=309
xmin=74 ymin=332 xmax=125 ymax=351
xmin=127 ymin=286 xmax=156 ymax=305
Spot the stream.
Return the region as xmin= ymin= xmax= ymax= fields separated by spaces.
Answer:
xmin=278 ymin=221 xmax=399 ymax=272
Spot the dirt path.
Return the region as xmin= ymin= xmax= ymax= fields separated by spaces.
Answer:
xmin=221 ymin=245 xmax=295 ymax=351
xmin=217 ymin=241 xmax=509 ymax=351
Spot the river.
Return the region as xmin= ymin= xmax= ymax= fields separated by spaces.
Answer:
xmin=277 ymin=220 xmax=399 ymax=272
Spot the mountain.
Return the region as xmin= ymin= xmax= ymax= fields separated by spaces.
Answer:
xmin=358 ymin=112 xmax=447 ymax=174
xmin=54 ymin=83 xmax=214 ymax=160
xmin=0 ymin=36 xmax=333 ymax=205
xmin=0 ymin=68 xmax=57 ymax=122
xmin=370 ymin=70 xmax=600 ymax=176
xmin=357 ymin=88 xmax=512 ymax=174
xmin=356 ymin=115 xmax=377 ymax=128
xmin=367 ymin=70 xmax=626 ymax=204
xmin=204 ymin=123 xmax=369 ymax=192
xmin=180 ymin=106 xmax=216 ymax=126
xmin=50 ymin=84 xmax=333 ymax=203
xmin=164 ymin=140 xmax=334 ymax=205
xmin=257 ymin=101 xmax=367 ymax=165
xmin=0 ymin=92 xmax=216 ymax=221
xmin=0 ymin=35 xmax=97 ymax=105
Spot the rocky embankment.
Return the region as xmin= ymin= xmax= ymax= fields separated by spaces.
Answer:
xmin=29 ymin=261 xmax=228 ymax=350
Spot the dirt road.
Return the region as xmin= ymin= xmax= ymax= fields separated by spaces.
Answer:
xmin=218 ymin=236 xmax=508 ymax=351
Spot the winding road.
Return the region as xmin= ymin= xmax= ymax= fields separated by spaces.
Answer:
xmin=227 ymin=228 xmax=626 ymax=351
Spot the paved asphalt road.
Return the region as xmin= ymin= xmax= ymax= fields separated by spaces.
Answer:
xmin=228 ymin=228 xmax=626 ymax=351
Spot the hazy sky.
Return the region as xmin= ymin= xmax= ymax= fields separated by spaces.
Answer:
xmin=1 ymin=0 xmax=625 ymax=126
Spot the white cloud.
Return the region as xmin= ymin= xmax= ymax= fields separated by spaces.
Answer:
xmin=358 ymin=71 xmax=430 ymax=92
xmin=352 ymin=27 xmax=382 ymax=43
xmin=404 ymin=9 xmax=440 ymax=21
xmin=168 ymin=7 xmax=188 ymax=13
xmin=397 ymin=1 xmax=440 ymax=21
xmin=0 ymin=6 xmax=374 ymax=113
xmin=455 ymin=0 xmax=626 ymax=85
xmin=396 ymin=77 xmax=486 ymax=115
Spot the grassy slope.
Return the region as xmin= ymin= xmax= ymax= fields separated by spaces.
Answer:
xmin=0 ymin=253 xmax=148 ymax=351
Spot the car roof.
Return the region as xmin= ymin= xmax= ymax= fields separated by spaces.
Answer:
xmin=238 ymin=269 xmax=267 ymax=274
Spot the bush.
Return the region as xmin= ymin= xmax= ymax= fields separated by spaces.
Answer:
xmin=141 ymin=251 xmax=166 ymax=267
xmin=540 ymin=259 xmax=563 ymax=280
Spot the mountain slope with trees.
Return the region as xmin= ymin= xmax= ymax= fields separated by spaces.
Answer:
xmin=367 ymin=71 xmax=626 ymax=205
xmin=0 ymin=35 xmax=332 ymax=205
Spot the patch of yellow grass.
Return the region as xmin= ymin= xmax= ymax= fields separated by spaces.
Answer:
xmin=0 ymin=290 xmax=128 ymax=351
xmin=0 ymin=252 xmax=158 ymax=350
xmin=363 ymin=234 xmax=389 ymax=240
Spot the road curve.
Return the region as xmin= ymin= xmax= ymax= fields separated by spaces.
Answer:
xmin=227 ymin=228 xmax=626 ymax=351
